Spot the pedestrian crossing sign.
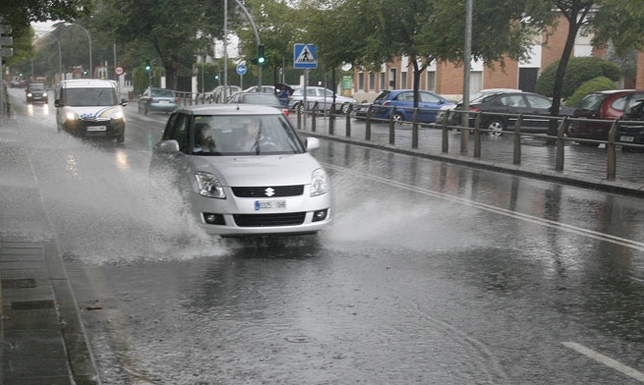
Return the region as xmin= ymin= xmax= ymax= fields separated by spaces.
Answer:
xmin=294 ymin=44 xmax=317 ymax=69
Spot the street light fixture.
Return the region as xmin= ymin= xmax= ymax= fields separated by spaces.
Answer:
xmin=65 ymin=23 xmax=92 ymax=78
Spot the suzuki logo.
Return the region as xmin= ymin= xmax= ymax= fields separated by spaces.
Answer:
xmin=264 ymin=187 xmax=275 ymax=197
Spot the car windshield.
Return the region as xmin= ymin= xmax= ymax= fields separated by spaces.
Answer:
xmin=191 ymin=114 xmax=305 ymax=156
xmin=577 ymin=93 xmax=608 ymax=111
xmin=30 ymin=84 xmax=45 ymax=91
xmin=63 ymin=88 xmax=118 ymax=106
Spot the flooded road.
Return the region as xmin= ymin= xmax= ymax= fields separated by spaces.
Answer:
xmin=5 ymin=88 xmax=644 ymax=384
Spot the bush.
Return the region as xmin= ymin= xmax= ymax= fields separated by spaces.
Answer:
xmin=535 ymin=57 xmax=622 ymax=99
xmin=565 ymin=76 xmax=616 ymax=108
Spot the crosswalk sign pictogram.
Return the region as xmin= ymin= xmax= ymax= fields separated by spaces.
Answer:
xmin=294 ymin=44 xmax=317 ymax=69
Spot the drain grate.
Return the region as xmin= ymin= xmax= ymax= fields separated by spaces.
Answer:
xmin=11 ymin=300 xmax=55 ymax=310
xmin=2 ymin=278 xmax=37 ymax=289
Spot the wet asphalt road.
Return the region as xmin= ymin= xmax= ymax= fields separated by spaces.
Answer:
xmin=5 ymin=88 xmax=644 ymax=384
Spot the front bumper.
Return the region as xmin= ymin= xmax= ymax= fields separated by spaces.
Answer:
xmin=190 ymin=186 xmax=334 ymax=236
xmin=62 ymin=118 xmax=125 ymax=139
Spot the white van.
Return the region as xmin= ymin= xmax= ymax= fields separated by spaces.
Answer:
xmin=55 ymin=79 xmax=128 ymax=143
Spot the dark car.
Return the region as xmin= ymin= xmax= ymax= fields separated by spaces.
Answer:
xmin=370 ymin=89 xmax=454 ymax=123
xmin=449 ymin=90 xmax=574 ymax=137
xmin=617 ymin=99 xmax=644 ymax=150
xmin=138 ymin=87 xmax=179 ymax=114
xmin=26 ymin=83 xmax=48 ymax=104
xmin=567 ymin=89 xmax=644 ymax=143
xmin=227 ymin=91 xmax=289 ymax=115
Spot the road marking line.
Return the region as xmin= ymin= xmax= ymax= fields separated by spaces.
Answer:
xmin=325 ymin=163 xmax=644 ymax=251
xmin=563 ymin=342 xmax=644 ymax=382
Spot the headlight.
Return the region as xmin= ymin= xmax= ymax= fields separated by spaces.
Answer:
xmin=310 ymin=168 xmax=328 ymax=197
xmin=194 ymin=172 xmax=226 ymax=199
xmin=43 ymin=92 xmax=48 ymax=97
xmin=65 ymin=111 xmax=78 ymax=120
xmin=111 ymin=109 xmax=124 ymax=120
xmin=27 ymin=92 xmax=32 ymax=97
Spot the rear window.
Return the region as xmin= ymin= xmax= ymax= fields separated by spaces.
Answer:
xmin=577 ymin=93 xmax=608 ymax=111
xmin=374 ymin=91 xmax=391 ymax=102
xmin=152 ymin=89 xmax=174 ymax=97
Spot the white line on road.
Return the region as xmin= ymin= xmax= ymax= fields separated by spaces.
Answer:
xmin=325 ymin=163 xmax=644 ymax=252
xmin=563 ymin=342 xmax=644 ymax=382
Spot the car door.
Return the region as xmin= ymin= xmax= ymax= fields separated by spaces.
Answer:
xmin=495 ymin=94 xmax=532 ymax=128
xmin=389 ymin=91 xmax=414 ymax=119
xmin=418 ymin=91 xmax=446 ymax=122
xmin=524 ymin=94 xmax=554 ymax=128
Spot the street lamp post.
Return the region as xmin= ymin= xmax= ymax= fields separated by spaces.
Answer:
xmin=67 ymin=23 xmax=92 ymax=78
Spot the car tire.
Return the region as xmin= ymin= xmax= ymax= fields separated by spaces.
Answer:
xmin=341 ymin=103 xmax=350 ymax=114
xmin=486 ymin=119 xmax=505 ymax=137
xmin=295 ymin=102 xmax=304 ymax=114
xmin=392 ymin=112 xmax=405 ymax=123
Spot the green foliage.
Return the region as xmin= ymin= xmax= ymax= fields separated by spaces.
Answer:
xmin=535 ymin=57 xmax=622 ymax=98
xmin=565 ymin=76 xmax=616 ymax=108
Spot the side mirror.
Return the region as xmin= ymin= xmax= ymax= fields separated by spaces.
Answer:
xmin=157 ymin=140 xmax=180 ymax=153
xmin=120 ymin=98 xmax=128 ymax=106
xmin=54 ymin=99 xmax=62 ymax=108
xmin=306 ymin=137 xmax=320 ymax=151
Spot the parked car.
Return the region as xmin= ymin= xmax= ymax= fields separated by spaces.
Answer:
xmin=370 ymin=89 xmax=455 ymax=123
xmin=243 ymin=85 xmax=275 ymax=94
xmin=617 ymin=98 xmax=644 ymax=150
xmin=437 ymin=89 xmax=523 ymax=125
xmin=227 ymin=91 xmax=289 ymax=115
xmin=25 ymin=82 xmax=48 ymax=104
xmin=288 ymin=86 xmax=356 ymax=114
xmin=206 ymin=85 xmax=242 ymax=103
xmin=138 ymin=87 xmax=178 ymax=114
xmin=567 ymin=89 xmax=644 ymax=143
xmin=447 ymin=90 xmax=574 ymax=137
xmin=149 ymin=104 xmax=333 ymax=236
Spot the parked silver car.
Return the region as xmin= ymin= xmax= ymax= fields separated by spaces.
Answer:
xmin=150 ymin=104 xmax=333 ymax=236
xmin=288 ymin=86 xmax=356 ymax=114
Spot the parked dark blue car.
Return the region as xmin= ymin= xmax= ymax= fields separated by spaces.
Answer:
xmin=370 ymin=89 xmax=455 ymax=123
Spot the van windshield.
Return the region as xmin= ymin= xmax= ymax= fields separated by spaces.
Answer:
xmin=63 ymin=88 xmax=118 ymax=106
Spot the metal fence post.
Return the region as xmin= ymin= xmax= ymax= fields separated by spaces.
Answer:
xmin=389 ymin=106 xmax=396 ymax=145
xmin=441 ymin=110 xmax=450 ymax=153
xmin=513 ymin=114 xmax=523 ymax=165
xmin=311 ymin=102 xmax=318 ymax=132
xmin=345 ymin=104 xmax=352 ymax=137
xmin=365 ymin=105 xmax=372 ymax=141
xmin=607 ymin=120 xmax=618 ymax=180
xmin=329 ymin=102 xmax=335 ymax=135
xmin=555 ymin=117 xmax=568 ymax=171
xmin=473 ymin=113 xmax=482 ymax=158
xmin=412 ymin=108 xmax=419 ymax=149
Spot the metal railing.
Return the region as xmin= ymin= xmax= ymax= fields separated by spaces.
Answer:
xmin=293 ymin=102 xmax=644 ymax=183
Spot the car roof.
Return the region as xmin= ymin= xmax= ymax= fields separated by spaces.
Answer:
xmin=590 ymin=89 xmax=639 ymax=95
xmin=59 ymin=79 xmax=116 ymax=89
xmin=175 ymin=104 xmax=283 ymax=116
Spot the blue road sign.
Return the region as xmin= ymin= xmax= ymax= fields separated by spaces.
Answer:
xmin=294 ymin=44 xmax=317 ymax=69
xmin=236 ymin=64 xmax=247 ymax=75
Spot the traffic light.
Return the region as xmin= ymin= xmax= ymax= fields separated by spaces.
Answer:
xmin=257 ymin=44 xmax=265 ymax=65
xmin=145 ymin=59 xmax=151 ymax=71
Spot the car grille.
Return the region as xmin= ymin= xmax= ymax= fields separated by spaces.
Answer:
xmin=233 ymin=212 xmax=306 ymax=227
xmin=232 ymin=185 xmax=304 ymax=198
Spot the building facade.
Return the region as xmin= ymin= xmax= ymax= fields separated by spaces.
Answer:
xmin=351 ymin=14 xmax=644 ymax=102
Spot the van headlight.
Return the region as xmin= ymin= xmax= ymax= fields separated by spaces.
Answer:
xmin=112 ymin=109 xmax=124 ymax=120
xmin=194 ymin=172 xmax=226 ymax=199
xmin=310 ymin=168 xmax=329 ymax=197
xmin=65 ymin=111 xmax=78 ymax=121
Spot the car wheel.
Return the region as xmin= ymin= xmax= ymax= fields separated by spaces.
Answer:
xmin=341 ymin=103 xmax=350 ymax=114
xmin=486 ymin=119 xmax=505 ymax=137
xmin=392 ymin=112 xmax=405 ymax=123
xmin=295 ymin=102 xmax=304 ymax=114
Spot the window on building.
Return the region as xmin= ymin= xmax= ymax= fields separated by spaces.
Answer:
xmin=380 ymin=73 xmax=385 ymax=90
xmin=401 ymin=72 xmax=407 ymax=89
xmin=358 ymin=72 xmax=365 ymax=90
xmin=427 ymin=71 xmax=436 ymax=91
xmin=369 ymin=72 xmax=375 ymax=91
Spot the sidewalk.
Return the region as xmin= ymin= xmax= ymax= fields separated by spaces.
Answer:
xmin=294 ymin=115 xmax=644 ymax=197
xmin=0 ymin=115 xmax=99 ymax=384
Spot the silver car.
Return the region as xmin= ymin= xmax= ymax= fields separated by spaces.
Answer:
xmin=288 ymin=86 xmax=356 ymax=114
xmin=150 ymin=104 xmax=333 ymax=236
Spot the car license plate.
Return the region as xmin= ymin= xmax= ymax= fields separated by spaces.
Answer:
xmin=620 ymin=135 xmax=635 ymax=142
xmin=87 ymin=126 xmax=107 ymax=132
xmin=159 ymin=100 xmax=169 ymax=104
xmin=254 ymin=200 xmax=286 ymax=211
